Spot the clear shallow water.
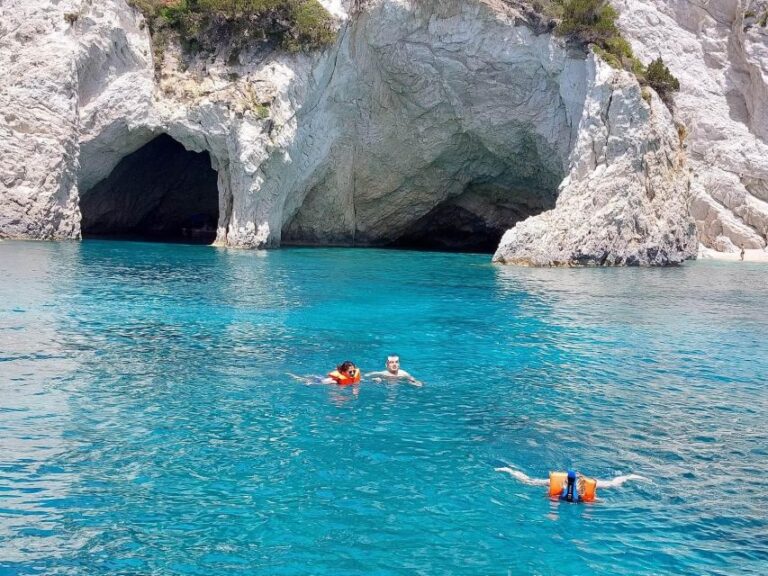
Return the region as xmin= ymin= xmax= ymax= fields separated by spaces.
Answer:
xmin=1 ymin=239 xmax=767 ymax=575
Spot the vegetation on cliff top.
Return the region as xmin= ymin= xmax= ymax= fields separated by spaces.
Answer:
xmin=129 ymin=0 xmax=337 ymax=71
xmin=743 ymin=7 xmax=768 ymax=27
xmin=541 ymin=0 xmax=680 ymax=105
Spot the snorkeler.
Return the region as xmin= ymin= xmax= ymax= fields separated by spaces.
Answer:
xmin=288 ymin=361 xmax=361 ymax=386
xmin=495 ymin=467 xmax=647 ymax=502
xmin=365 ymin=355 xmax=422 ymax=387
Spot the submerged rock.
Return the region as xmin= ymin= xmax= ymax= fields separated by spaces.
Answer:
xmin=0 ymin=0 xmax=715 ymax=265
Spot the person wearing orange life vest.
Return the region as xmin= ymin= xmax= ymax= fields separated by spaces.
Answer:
xmin=324 ymin=361 xmax=361 ymax=386
xmin=552 ymin=470 xmax=597 ymax=503
xmin=287 ymin=361 xmax=361 ymax=386
xmin=495 ymin=466 xmax=647 ymax=502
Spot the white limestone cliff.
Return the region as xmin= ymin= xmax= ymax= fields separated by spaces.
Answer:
xmin=616 ymin=0 xmax=768 ymax=252
xmin=0 ymin=0 xmax=82 ymax=239
xmin=493 ymin=55 xmax=696 ymax=266
xmin=0 ymin=0 xmax=703 ymax=264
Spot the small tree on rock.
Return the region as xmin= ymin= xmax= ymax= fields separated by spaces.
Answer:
xmin=556 ymin=0 xmax=619 ymax=45
xmin=645 ymin=57 xmax=680 ymax=105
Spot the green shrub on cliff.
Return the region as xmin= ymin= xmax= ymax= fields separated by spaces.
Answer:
xmin=552 ymin=0 xmax=628 ymax=66
xmin=545 ymin=0 xmax=680 ymax=107
xmin=645 ymin=57 xmax=680 ymax=104
xmin=555 ymin=0 xmax=619 ymax=44
xmin=128 ymin=0 xmax=337 ymax=68
xmin=289 ymin=0 xmax=337 ymax=51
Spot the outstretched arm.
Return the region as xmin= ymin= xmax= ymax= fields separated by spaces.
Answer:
xmin=595 ymin=474 xmax=648 ymax=488
xmin=364 ymin=371 xmax=385 ymax=383
xmin=364 ymin=371 xmax=422 ymax=385
xmin=495 ymin=467 xmax=550 ymax=486
xmin=287 ymin=372 xmax=326 ymax=385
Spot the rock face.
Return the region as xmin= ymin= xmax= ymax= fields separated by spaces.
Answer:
xmin=276 ymin=0 xmax=585 ymax=251
xmin=0 ymin=0 xmax=699 ymax=264
xmin=0 ymin=0 xmax=82 ymax=240
xmin=493 ymin=55 xmax=696 ymax=266
xmin=616 ymin=0 xmax=768 ymax=251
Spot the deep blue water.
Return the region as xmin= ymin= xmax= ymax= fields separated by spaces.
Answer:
xmin=1 ymin=239 xmax=767 ymax=575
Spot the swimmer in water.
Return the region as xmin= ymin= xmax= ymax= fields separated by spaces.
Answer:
xmin=495 ymin=466 xmax=647 ymax=502
xmin=288 ymin=361 xmax=361 ymax=386
xmin=365 ymin=355 xmax=422 ymax=387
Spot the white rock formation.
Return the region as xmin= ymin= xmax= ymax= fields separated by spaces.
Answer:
xmin=276 ymin=0 xmax=587 ymax=251
xmin=0 ymin=0 xmax=82 ymax=239
xmin=616 ymin=0 xmax=768 ymax=251
xmin=493 ymin=55 xmax=696 ymax=266
xmin=0 ymin=0 xmax=700 ymax=264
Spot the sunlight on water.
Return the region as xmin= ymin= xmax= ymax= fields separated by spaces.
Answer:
xmin=1 ymin=240 xmax=767 ymax=575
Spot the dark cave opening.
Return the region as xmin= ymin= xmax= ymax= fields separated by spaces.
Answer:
xmin=79 ymin=134 xmax=219 ymax=244
xmin=387 ymin=181 xmax=556 ymax=254
xmin=387 ymin=203 xmax=513 ymax=253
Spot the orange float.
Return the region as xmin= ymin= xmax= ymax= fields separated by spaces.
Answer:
xmin=549 ymin=471 xmax=597 ymax=502
xmin=327 ymin=368 xmax=361 ymax=385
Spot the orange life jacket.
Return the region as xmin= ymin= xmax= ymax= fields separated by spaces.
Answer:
xmin=549 ymin=471 xmax=597 ymax=502
xmin=327 ymin=368 xmax=361 ymax=385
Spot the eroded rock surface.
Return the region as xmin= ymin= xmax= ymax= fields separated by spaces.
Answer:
xmin=0 ymin=0 xmax=82 ymax=239
xmin=493 ymin=56 xmax=695 ymax=266
xmin=277 ymin=0 xmax=585 ymax=250
xmin=617 ymin=0 xmax=768 ymax=251
xmin=1 ymin=0 xmax=701 ymax=264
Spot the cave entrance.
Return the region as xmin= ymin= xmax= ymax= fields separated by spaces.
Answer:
xmin=386 ymin=191 xmax=532 ymax=253
xmin=387 ymin=177 xmax=558 ymax=254
xmin=79 ymin=134 xmax=219 ymax=244
xmin=282 ymin=130 xmax=562 ymax=253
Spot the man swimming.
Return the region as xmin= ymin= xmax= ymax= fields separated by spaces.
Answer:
xmin=495 ymin=466 xmax=647 ymax=502
xmin=365 ymin=355 xmax=422 ymax=387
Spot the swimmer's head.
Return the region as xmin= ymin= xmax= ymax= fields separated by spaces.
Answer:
xmin=567 ymin=469 xmax=577 ymax=482
xmin=337 ymin=361 xmax=356 ymax=376
xmin=386 ymin=355 xmax=400 ymax=374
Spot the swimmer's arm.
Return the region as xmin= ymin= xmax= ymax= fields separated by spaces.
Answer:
xmin=364 ymin=371 xmax=422 ymax=386
xmin=287 ymin=372 xmax=326 ymax=385
xmin=403 ymin=373 xmax=423 ymax=387
xmin=495 ymin=467 xmax=549 ymax=486
xmin=595 ymin=474 xmax=648 ymax=488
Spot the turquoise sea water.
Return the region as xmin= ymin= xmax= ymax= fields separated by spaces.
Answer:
xmin=1 ymin=239 xmax=767 ymax=575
